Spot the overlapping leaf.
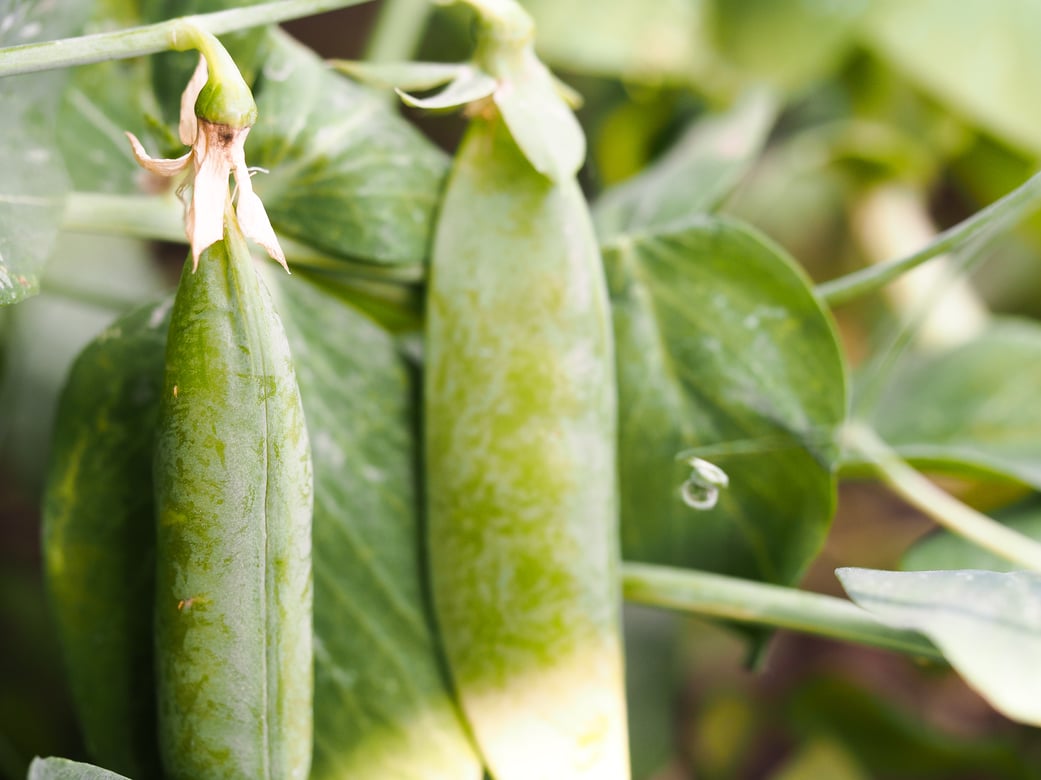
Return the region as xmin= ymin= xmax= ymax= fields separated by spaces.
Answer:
xmin=268 ymin=271 xmax=481 ymax=780
xmin=27 ymin=757 xmax=129 ymax=780
xmin=868 ymin=318 xmax=1041 ymax=488
xmin=839 ymin=567 xmax=1041 ymax=727
xmin=0 ymin=1 xmax=90 ymax=305
xmin=606 ymin=217 xmax=846 ymax=584
xmin=248 ymin=30 xmax=449 ymax=267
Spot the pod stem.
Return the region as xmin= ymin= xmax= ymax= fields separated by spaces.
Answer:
xmin=621 ymin=562 xmax=943 ymax=661
xmin=842 ymin=422 xmax=1041 ymax=574
xmin=0 ymin=0 xmax=373 ymax=78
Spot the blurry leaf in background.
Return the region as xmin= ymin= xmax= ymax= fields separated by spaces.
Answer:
xmin=839 ymin=567 xmax=1041 ymax=729
xmin=0 ymin=234 xmax=167 ymax=497
xmin=622 ymin=606 xmax=682 ymax=779
xmin=866 ymin=318 xmax=1041 ymax=488
xmin=768 ymin=738 xmax=868 ymax=780
xmin=269 ymin=273 xmax=481 ymax=779
xmin=519 ymin=0 xmax=708 ymax=83
xmin=0 ymin=1 xmax=90 ymax=306
xmin=861 ymin=0 xmax=1041 ymax=158
xmin=787 ymin=676 xmax=1040 ymax=780
xmin=249 ymin=30 xmax=449 ymax=267
xmin=707 ymin=0 xmax=866 ymax=93
xmin=594 ymin=90 xmax=778 ymax=240
xmin=27 ymin=757 xmax=128 ymax=780
xmin=607 ymin=217 xmax=846 ymax=585
xmin=904 ymin=496 xmax=1041 ymax=572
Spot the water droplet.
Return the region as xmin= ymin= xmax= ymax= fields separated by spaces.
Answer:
xmin=680 ymin=457 xmax=729 ymax=511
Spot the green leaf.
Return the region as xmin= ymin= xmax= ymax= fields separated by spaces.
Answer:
xmin=709 ymin=0 xmax=866 ymax=91
xmin=520 ymin=0 xmax=706 ymax=82
xmin=607 ymin=216 xmax=847 ymax=585
xmin=838 ymin=567 xmax=1041 ymax=727
xmin=0 ymin=1 xmax=90 ymax=305
xmin=593 ymin=90 xmax=778 ymax=240
xmin=267 ymin=272 xmax=481 ymax=780
xmin=247 ymin=30 xmax=449 ymax=267
xmin=867 ymin=318 xmax=1041 ymax=488
xmin=27 ymin=757 xmax=129 ymax=780
xmin=861 ymin=0 xmax=1041 ymax=157
xmin=904 ymin=497 xmax=1041 ymax=573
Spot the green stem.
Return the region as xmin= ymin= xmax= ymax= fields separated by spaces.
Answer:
xmin=0 ymin=0 xmax=374 ymax=78
xmin=842 ymin=422 xmax=1041 ymax=574
xmin=818 ymin=168 xmax=1041 ymax=307
xmin=363 ymin=0 xmax=433 ymax=62
xmin=61 ymin=192 xmax=424 ymax=282
xmin=622 ymin=562 xmax=943 ymax=661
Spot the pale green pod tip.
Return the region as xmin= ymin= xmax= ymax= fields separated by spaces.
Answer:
xmin=171 ymin=22 xmax=257 ymax=128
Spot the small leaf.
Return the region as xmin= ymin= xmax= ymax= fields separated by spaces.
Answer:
xmin=867 ymin=318 xmax=1041 ymax=488
xmin=27 ymin=757 xmax=129 ymax=780
xmin=492 ymin=52 xmax=585 ymax=181
xmin=607 ymin=216 xmax=847 ymax=585
xmin=247 ymin=29 xmax=449 ymax=267
xmin=594 ymin=90 xmax=778 ymax=239
xmin=268 ymin=272 xmax=482 ymax=779
xmin=0 ymin=1 xmax=90 ymax=305
xmin=332 ymin=60 xmax=471 ymax=92
xmin=396 ymin=66 xmax=497 ymax=110
xmin=838 ymin=567 xmax=1041 ymax=727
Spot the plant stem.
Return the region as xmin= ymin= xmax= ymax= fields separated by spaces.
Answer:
xmin=364 ymin=0 xmax=433 ymax=63
xmin=621 ymin=562 xmax=943 ymax=661
xmin=818 ymin=168 xmax=1041 ymax=307
xmin=0 ymin=0 xmax=374 ymax=78
xmin=843 ymin=422 xmax=1041 ymax=574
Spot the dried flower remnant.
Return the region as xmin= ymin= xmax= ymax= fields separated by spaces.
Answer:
xmin=126 ymin=55 xmax=286 ymax=272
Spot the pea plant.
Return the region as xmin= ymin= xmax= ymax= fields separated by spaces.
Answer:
xmin=5 ymin=0 xmax=1041 ymax=778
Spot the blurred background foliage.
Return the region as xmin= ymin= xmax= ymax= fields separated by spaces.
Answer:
xmin=5 ymin=0 xmax=1041 ymax=777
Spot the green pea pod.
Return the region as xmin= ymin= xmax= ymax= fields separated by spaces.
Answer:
xmin=425 ymin=115 xmax=630 ymax=778
xmin=154 ymin=222 xmax=313 ymax=780
xmin=42 ymin=299 xmax=171 ymax=780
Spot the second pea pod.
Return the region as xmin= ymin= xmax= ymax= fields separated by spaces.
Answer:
xmin=422 ymin=3 xmax=630 ymax=776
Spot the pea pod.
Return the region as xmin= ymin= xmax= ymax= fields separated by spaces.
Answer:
xmin=153 ymin=222 xmax=313 ymax=780
xmin=425 ymin=114 xmax=629 ymax=778
xmin=42 ymin=299 xmax=170 ymax=779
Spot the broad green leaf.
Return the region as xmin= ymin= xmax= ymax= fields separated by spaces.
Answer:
xmin=594 ymin=90 xmax=778 ymax=240
xmin=709 ymin=0 xmax=866 ymax=91
xmin=0 ymin=1 xmax=89 ymax=305
xmin=268 ymin=272 xmax=481 ymax=780
xmin=607 ymin=217 xmax=846 ymax=585
xmin=787 ymin=676 xmax=1038 ymax=779
xmin=868 ymin=318 xmax=1041 ymax=488
xmin=861 ymin=0 xmax=1041 ymax=157
xmin=904 ymin=497 xmax=1041 ymax=572
xmin=838 ymin=567 xmax=1041 ymax=727
xmin=27 ymin=757 xmax=129 ymax=780
xmin=520 ymin=0 xmax=707 ymax=82
xmin=248 ymin=30 xmax=449 ymax=267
